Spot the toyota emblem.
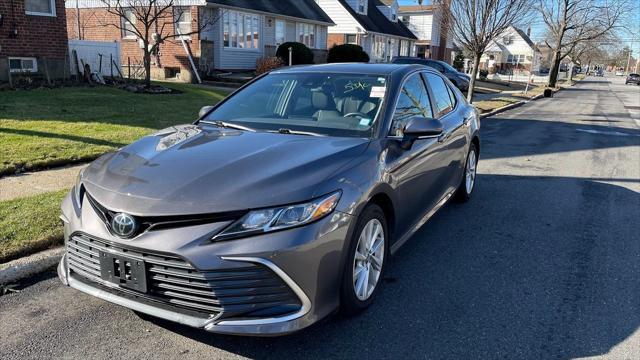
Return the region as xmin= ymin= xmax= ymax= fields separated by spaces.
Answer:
xmin=111 ymin=213 xmax=138 ymax=238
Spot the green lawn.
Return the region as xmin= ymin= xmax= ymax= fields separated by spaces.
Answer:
xmin=0 ymin=189 xmax=68 ymax=263
xmin=0 ymin=84 xmax=229 ymax=176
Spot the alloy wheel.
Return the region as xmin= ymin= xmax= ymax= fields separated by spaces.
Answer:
xmin=352 ymin=218 xmax=385 ymax=301
xmin=465 ymin=149 xmax=477 ymax=194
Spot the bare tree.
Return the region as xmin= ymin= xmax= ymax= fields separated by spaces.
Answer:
xmin=538 ymin=0 xmax=628 ymax=87
xmin=99 ymin=0 xmax=220 ymax=87
xmin=443 ymin=0 xmax=533 ymax=102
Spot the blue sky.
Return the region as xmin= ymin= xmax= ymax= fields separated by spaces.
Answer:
xmin=397 ymin=0 xmax=640 ymax=57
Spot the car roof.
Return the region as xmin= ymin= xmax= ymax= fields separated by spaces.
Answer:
xmin=271 ymin=63 xmax=426 ymax=76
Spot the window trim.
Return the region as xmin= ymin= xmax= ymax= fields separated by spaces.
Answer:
xmin=121 ymin=9 xmax=137 ymax=39
xmin=223 ymin=10 xmax=261 ymax=51
xmin=296 ymin=22 xmax=317 ymax=49
xmin=174 ymin=6 xmax=192 ymax=40
xmin=275 ymin=19 xmax=286 ymax=45
xmin=387 ymin=71 xmax=435 ymax=137
xmin=25 ymin=0 xmax=56 ymax=17
xmin=422 ymin=71 xmax=457 ymax=118
xmin=8 ymin=57 xmax=38 ymax=73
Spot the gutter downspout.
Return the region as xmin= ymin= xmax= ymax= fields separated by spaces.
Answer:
xmin=177 ymin=28 xmax=202 ymax=84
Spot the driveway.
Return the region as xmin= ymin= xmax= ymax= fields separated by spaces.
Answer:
xmin=1 ymin=76 xmax=638 ymax=360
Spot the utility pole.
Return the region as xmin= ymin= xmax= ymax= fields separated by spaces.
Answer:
xmin=624 ymin=49 xmax=632 ymax=75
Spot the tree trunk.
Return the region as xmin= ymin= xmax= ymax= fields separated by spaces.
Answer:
xmin=548 ymin=49 xmax=562 ymax=88
xmin=143 ymin=47 xmax=152 ymax=88
xmin=466 ymin=53 xmax=481 ymax=103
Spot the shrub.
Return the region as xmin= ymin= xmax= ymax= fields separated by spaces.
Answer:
xmin=452 ymin=53 xmax=465 ymax=71
xmin=479 ymin=69 xmax=489 ymax=80
xmin=327 ymin=44 xmax=370 ymax=63
xmin=276 ymin=42 xmax=314 ymax=65
xmin=256 ymin=56 xmax=285 ymax=75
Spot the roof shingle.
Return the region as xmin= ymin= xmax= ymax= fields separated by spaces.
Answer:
xmin=206 ymin=0 xmax=334 ymax=24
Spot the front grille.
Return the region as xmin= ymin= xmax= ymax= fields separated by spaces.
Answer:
xmin=66 ymin=233 xmax=301 ymax=320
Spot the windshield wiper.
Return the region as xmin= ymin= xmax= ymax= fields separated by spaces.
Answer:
xmin=200 ymin=120 xmax=255 ymax=132
xmin=270 ymin=128 xmax=325 ymax=137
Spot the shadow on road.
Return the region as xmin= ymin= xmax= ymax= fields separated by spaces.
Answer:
xmin=142 ymin=174 xmax=640 ymax=359
xmin=480 ymin=116 xmax=640 ymax=160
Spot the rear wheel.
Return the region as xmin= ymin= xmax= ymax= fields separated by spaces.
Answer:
xmin=454 ymin=142 xmax=478 ymax=202
xmin=340 ymin=204 xmax=388 ymax=315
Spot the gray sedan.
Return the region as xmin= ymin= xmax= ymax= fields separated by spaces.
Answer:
xmin=58 ymin=63 xmax=480 ymax=336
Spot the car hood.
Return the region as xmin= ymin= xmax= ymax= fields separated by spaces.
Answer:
xmin=82 ymin=124 xmax=369 ymax=216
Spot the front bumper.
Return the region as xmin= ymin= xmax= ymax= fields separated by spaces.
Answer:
xmin=58 ymin=193 xmax=354 ymax=336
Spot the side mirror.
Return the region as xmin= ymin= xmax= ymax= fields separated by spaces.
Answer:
xmin=400 ymin=117 xmax=443 ymax=150
xmin=198 ymin=105 xmax=214 ymax=119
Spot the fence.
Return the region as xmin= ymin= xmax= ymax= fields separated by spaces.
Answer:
xmin=68 ymin=40 xmax=122 ymax=77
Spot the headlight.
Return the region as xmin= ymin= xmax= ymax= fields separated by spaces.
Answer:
xmin=212 ymin=191 xmax=341 ymax=241
xmin=74 ymin=168 xmax=85 ymax=206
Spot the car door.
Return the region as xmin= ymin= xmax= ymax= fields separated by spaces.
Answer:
xmin=385 ymin=72 xmax=450 ymax=234
xmin=423 ymin=72 xmax=469 ymax=194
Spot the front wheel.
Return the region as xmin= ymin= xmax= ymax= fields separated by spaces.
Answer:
xmin=454 ymin=142 xmax=478 ymax=202
xmin=340 ymin=204 xmax=388 ymax=315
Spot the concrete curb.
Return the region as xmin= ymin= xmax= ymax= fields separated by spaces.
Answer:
xmin=0 ymin=246 xmax=64 ymax=285
xmin=480 ymin=100 xmax=526 ymax=119
xmin=479 ymin=89 xmax=556 ymax=119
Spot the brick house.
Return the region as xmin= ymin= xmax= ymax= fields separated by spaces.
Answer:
xmin=66 ymin=0 xmax=334 ymax=82
xmin=317 ymin=0 xmax=416 ymax=62
xmin=0 ymin=0 xmax=69 ymax=82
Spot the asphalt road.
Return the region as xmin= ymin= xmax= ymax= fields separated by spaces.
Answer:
xmin=1 ymin=76 xmax=639 ymax=360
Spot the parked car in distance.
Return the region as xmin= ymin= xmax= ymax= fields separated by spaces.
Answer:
xmin=57 ymin=63 xmax=481 ymax=336
xmin=391 ymin=57 xmax=470 ymax=92
xmin=615 ymin=69 xmax=625 ymax=76
xmin=625 ymin=73 xmax=640 ymax=85
xmin=595 ymin=69 xmax=604 ymax=77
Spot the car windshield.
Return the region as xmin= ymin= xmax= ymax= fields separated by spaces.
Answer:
xmin=203 ymin=72 xmax=388 ymax=138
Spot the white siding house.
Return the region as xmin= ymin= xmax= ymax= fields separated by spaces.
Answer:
xmin=480 ymin=26 xmax=542 ymax=75
xmin=318 ymin=0 xmax=416 ymax=62
xmin=398 ymin=4 xmax=453 ymax=62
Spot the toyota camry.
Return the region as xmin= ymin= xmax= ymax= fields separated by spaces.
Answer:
xmin=58 ymin=63 xmax=480 ymax=336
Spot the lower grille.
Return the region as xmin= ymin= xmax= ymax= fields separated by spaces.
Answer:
xmin=66 ymin=233 xmax=301 ymax=320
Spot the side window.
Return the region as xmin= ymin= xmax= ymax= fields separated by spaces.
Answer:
xmin=446 ymin=84 xmax=457 ymax=107
xmin=389 ymin=73 xmax=433 ymax=136
xmin=424 ymin=73 xmax=454 ymax=117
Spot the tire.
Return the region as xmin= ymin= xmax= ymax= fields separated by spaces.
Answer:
xmin=340 ymin=204 xmax=389 ymax=316
xmin=454 ymin=142 xmax=478 ymax=203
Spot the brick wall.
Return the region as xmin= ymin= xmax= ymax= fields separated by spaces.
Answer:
xmin=0 ymin=0 xmax=69 ymax=80
xmin=328 ymin=34 xmax=345 ymax=48
xmin=67 ymin=6 xmax=200 ymax=81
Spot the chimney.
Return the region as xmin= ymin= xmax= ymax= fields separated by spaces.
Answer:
xmin=527 ymin=27 xmax=531 ymax=37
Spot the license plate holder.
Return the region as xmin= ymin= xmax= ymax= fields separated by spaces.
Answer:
xmin=99 ymin=252 xmax=147 ymax=293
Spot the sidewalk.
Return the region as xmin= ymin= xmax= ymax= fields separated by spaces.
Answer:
xmin=0 ymin=164 xmax=85 ymax=201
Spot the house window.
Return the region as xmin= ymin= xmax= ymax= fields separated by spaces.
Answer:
xmin=296 ymin=23 xmax=316 ymax=48
xmin=121 ymin=9 xmax=137 ymax=39
xmin=391 ymin=8 xmax=397 ymax=21
xmin=400 ymin=40 xmax=409 ymax=56
xmin=223 ymin=10 xmax=260 ymax=49
xmin=357 ymin=0 xmax=366 ymax=13
xmin=174 ymin=7 xmax=192 ymax=39
xmin=345 ymin=34 xmax=358 ymax=44
xmin=275 ymin=20 xmax=286 ymax=45
xmin=25 ymin=0 xmax=55 ymax=16
xmin=507 ymin=54 xmax=525 ymax=64
xmin=401 ymin=15 xmax=410 ymax=25
xmin=373 ymin=35 xmax=386 ymax=61
xmin=503 ymin=35 xmax=514 ymax=44
xmin=9 ymin=57 xmax=38 ymax=73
